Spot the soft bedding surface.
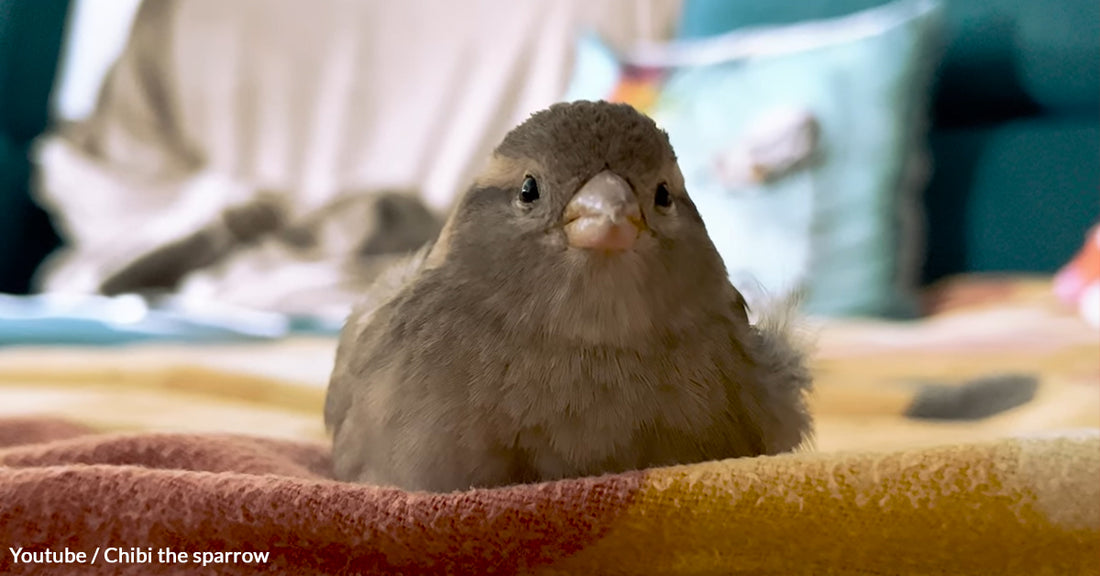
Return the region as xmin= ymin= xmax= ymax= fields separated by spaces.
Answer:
xmin=1 ymin=417 xmax=1097 ymax=575
xmin=0 ymin=275 xmax=1097 ymax=575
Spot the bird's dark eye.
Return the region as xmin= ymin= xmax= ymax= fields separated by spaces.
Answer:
xmin=655 ymin=183 xmax=673 ymax=209
xmin=519 ymin=176 xmax=540 ymax=203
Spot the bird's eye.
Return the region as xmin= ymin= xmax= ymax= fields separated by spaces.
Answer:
xmin=519 ymin=176 xmax=540 ymax=203
xmin=655 ymin=183 xmax=673 ymax=210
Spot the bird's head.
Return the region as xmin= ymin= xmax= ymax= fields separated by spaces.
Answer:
xmin=423 ymin=101 xmax=738 ymax=345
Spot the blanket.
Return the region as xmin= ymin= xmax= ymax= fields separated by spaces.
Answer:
xmin=1 ymin=416 xmax=1097 ymax=575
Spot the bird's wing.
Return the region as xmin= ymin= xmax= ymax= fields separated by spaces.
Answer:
xmin=324 ymin=242 xmax=432 ymax=434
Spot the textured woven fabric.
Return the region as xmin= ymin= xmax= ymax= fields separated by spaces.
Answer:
xmin=1 ymin=416 xmax=1097 ymax=575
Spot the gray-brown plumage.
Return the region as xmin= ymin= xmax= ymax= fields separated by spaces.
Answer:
xmin=326 ymin=100 xmax=813 ymax=492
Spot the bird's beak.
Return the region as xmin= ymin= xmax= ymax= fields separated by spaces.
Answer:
xmin=563 ymin=170 xmax=643 ymax=251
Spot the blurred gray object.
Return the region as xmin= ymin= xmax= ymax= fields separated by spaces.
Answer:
xmin=904 ymin=373 xmax=1040 ymax=421
xmin=142 ymin=191 xmax=442 ymax=323
xmin=98 ymin=190 xmax=441 ymax=296
xmin=99 ymin=193 xmax=287 ymax=295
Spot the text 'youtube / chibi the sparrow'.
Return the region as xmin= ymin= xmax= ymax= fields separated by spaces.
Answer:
xmin=325 ymin=100 xmax=813 ymax=492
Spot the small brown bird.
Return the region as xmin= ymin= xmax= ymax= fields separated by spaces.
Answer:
xmin=325 ymin=101 xmax=813 ymax=492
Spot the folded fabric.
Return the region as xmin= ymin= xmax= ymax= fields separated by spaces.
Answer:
xmin=1 ymin=416 xmax=1096 ymax=575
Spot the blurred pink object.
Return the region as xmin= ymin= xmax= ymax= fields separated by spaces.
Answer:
xmin=1053 ymin=222 xmax=1100 ymax=329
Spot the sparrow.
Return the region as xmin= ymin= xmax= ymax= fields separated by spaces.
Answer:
xmin=325 ymin=100 xmax=813 ymax=492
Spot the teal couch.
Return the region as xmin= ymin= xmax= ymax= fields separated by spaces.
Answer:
xmin=0 ymin=0 xmax=69 ymax=294
xmin=679 ymin=0 xmax=1100 ymax=283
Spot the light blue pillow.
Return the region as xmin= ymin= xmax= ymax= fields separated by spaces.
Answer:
xmin=565 ymin=0 xmax=944 ymax=318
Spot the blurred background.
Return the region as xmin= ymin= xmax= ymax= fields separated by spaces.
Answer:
xmin=0 ymin=0 xmax=1096 ymax=448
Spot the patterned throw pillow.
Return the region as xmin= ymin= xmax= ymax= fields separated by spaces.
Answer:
xmin=564 ymin=0 xmax=944 ymax=318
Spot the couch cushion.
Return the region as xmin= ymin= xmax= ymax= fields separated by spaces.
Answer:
xmin=932 ymin=0 xmax=1099 ymax=123
xmin=923 ymin=116 xmax=1100 ymax=281
xmin=1015 ymin=1 xmax=1099 ymax=113
xmin=679 ymin=0 xmax=1100 ymax=121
